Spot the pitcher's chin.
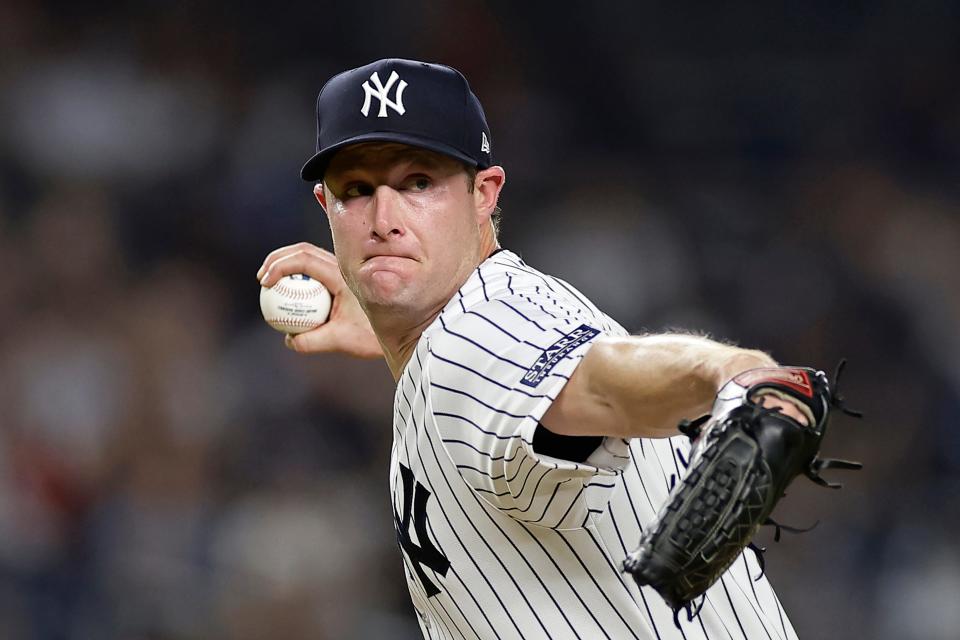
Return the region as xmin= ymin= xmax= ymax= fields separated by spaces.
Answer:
xmin=357 ymin=272 xmax=415 ymax=308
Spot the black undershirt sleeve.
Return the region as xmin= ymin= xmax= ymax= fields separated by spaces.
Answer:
xmin=533 ymin=424 xmax=604 ymax=464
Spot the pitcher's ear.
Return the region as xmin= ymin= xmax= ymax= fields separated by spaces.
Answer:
xmin=473 ymin=166 xmax=505 ymax=217
xmin=313 ymin=183 xmax=328 ymax=214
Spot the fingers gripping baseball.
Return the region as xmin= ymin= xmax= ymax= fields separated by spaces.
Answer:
xmin=257 ymin=243 xmax=383 ymax=359
xmin=258 ymin=242 xmax=342 ymax=292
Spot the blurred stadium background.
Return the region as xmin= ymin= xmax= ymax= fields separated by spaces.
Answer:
xmin=1 ymin=1 xmax=958 ymax=638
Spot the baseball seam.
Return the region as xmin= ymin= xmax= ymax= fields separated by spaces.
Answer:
xmin=271 ymin=282 xmax=327 ymax=301
xmin=264 ymin=317 xmax=323 ymax=328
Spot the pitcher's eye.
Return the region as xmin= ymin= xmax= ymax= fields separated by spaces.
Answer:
xmin=344 ymin=183 xmax=374 ymax=198
xmin=403 ymin=176 xmax=431 ymax=192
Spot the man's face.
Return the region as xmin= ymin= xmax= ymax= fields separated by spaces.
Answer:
xmin=318 ymin=143 xmax=492 ymax=319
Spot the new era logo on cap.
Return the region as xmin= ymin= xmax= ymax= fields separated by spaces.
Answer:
xmin=301 ymin=58 xmax=494 ymax=181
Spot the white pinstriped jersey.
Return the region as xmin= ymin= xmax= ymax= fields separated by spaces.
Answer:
xmin=390 ymin=249 xmax=798 ymax=640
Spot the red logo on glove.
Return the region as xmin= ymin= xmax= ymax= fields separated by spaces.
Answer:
xmin=733 ymin=368 xmax=813 ymax=398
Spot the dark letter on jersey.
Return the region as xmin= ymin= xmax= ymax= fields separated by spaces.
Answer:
xmin=394 ymin=463 xmax=450 ymax=597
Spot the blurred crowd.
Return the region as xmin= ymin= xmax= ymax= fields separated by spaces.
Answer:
xmin=0 ymin=1 xmax=957 ymax=639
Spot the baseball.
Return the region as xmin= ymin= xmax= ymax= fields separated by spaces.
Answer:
xmin=260 ymin=274 xmax=332 ymax=334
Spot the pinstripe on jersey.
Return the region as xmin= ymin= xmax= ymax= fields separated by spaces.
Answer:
xmin=390 ymin=250 xmax=798 ymax=640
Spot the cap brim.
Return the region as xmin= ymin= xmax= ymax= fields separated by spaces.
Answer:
xmin=300 ymin=132 xmax=480 ymax=181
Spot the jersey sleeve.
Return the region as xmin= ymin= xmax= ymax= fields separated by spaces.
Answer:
xmin=426 ymin=295 xmax=630 ymax=529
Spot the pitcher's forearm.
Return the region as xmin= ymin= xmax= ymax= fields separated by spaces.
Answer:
xmin=541 ymin=334 xmax=776 ymax=439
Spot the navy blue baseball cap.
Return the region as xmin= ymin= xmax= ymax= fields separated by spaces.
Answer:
xmin=300 ymin=58 xmax=494 ymax=181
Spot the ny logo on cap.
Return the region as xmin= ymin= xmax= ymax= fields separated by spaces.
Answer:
xmin=361 ymin=70 xmax=408 ymax=118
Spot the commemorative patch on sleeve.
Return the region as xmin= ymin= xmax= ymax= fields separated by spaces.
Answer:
xmin=520 ymin=324 xmax=599 ymax=387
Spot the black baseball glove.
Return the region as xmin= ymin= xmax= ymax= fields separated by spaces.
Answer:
xmin=622 ymin=363 xmax=861 ymax=618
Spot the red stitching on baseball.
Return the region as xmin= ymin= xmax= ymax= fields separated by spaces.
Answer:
xmin=271 ymin=281 xmax=327 ymax=301
xmin=264 ymin=317 xmax=323 ymax=328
